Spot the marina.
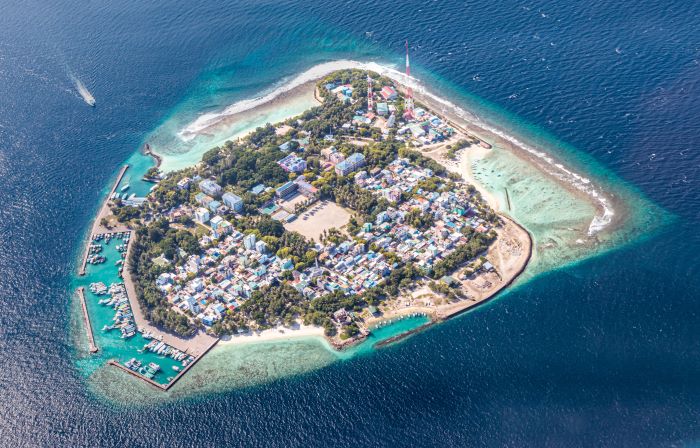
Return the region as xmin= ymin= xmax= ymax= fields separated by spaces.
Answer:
xmin=79 ymin=164 xmax=130 ymax=275
xmin=78 ymin=222 xmax=219 ymax=388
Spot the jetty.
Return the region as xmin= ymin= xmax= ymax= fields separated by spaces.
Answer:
xmin=77 ymin=287 xmax=98 ymax=353
xmin=108 ymin=337 xmax=219 ymax=391
xmin=79 ymin=164 xmax=130 ymax=276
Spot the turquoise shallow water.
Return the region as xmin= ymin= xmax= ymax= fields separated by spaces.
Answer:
xmin=75 ymin=54 xmax=670 ymax=402
xmin=1 ymin=0 xmax=698 ymax=445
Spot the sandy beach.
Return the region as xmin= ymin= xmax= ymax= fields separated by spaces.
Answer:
xmin=408 ymin=86 xmax=628 ymax=238
xmin=364 ymin=214 xmax=532 ymax=330
xmin=218 ymin=324 xmax=325 ymax=346
xmin=125 ymin=61 xmax=631 ymax=354
xmin=180 ymin=81 xmax=318 ymax=141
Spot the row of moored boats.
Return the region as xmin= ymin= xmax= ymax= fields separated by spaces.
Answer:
xmin=100 ymin=283 xmax=136 ymax=339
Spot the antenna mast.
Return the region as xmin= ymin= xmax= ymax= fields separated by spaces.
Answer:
xmin=404 ymin=40 xmax=414 ymax=119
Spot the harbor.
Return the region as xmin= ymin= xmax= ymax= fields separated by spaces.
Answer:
xmin=74 ymin=160 xmax=219 ymax=390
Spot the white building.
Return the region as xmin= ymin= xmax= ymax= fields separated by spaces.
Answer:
xmin=194 ymin=207 xmax=210 ymax=224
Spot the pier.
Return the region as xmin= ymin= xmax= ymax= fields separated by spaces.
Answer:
xmin=162 ymin=338 xmax=219 ymax=391
xmin=79 ymin=164 xmax=130 ymax=276
xmin=505 ymin=188 xmax=512 ymax=211
xmin=108 ymin=360 xmax=167 ymax=391
xmin=107 ymin=337 xmax=219 ymax=392
xmin=77 ymin=287 xmax=98 ymax=353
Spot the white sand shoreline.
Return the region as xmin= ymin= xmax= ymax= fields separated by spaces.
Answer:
xmin=218 ymin=324 xmax=325 ymax=346
xmin=170 ymin=59 xmax=619 ymax=237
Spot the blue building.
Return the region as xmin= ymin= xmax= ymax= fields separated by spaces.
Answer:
xmin=250 ymin=184 xmax=266 ymax=195
xmin=335 ymin=152 xmax=366 ymax=176
xmin=243 ymin=233 xmax=256 ymax=250
xmin=222 ymin=192 xmax=243 ymax=212
xmin=275 ymin=181 xmax=298 ymax=198
xmin=199 ymin=179 xmax=222 ymax=197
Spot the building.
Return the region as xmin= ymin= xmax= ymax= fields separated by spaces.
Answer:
xmin=255 ymin=240 xmax=268 ymax=254
xmin=194 ymin=207 xmax=210 ymax=224
xmin=210 ymin=215 xmax=223 ymax=229
xmin=222 ymin=192 xmax=243 ymax=212
xmin=408 ymin=123 xmax=426 ymax=138
xmin=177 ymin=177 xmax=191 ymax=190
xmin=276 ymin=181 xmax=298 ymax=199
xmin=250 ymin=184 xmax=266 ymax=195
xmin=277 ymin=154 xmax=307 ymax=173
xmin=207 ymin=200 xmax=221 ymax=213
xmin=294 ymin=176 xmax=318 ymax=198
xmin=199 ymin=179 xmax=222 ymax=197
xmin=380 ymin=86 xmax=397 ymax=100
xmin=195 ymin=192 xmax=214 ymax=207
xmin=335 ymin=152 xmax=366 ymax=176
xmin=243 ymin=233 xmax=256 ymax=250
xmin=376 ymin=102 xmax=389 ymax=116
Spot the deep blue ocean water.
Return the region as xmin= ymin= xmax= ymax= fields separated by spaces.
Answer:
xmin=0 ymin=0 xmax=698 ymax=446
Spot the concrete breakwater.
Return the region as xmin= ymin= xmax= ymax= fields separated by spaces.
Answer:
xmin=77 ymin=287 xmax=98 ymax=353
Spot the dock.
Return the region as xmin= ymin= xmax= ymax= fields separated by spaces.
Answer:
xmin=79 ymin=164 xmax=130 ymax=276
xmin=162 ymin=338 xmax=219 ymax=391
xmin=110 ymin=164 xmax=130 ymax=195
xmin=107 ymin=337 xmax=219 ymax=392
xmin=77 ymin=287 xmax=98 ymax=353
xmin=107 ymin=360 xmax=167 ymax=391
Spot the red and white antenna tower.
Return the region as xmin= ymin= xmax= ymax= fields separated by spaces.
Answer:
xmin=404 ymin=40 xmax=414 ymax=119
xmin=367 ymin=74 xmax=374 ymax=111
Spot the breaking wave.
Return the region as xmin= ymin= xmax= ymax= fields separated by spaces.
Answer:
xmin=178 ymin=59 xmax=614 ymax=235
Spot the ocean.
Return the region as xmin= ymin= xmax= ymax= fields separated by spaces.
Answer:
xmin=0 ymin=0 xmax=698 ymax=446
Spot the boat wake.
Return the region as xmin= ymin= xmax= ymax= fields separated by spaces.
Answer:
xmin=177 ymin=59 xmax=614 ymax=235
xmin=70 ymin=74 xmax=96 ymax=107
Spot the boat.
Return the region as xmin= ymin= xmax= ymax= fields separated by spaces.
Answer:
xmin=72 ymin=76 xmax=96 ymax=107
xmin=172 ymin=366 xmax=180 ymax=372
xmin=120 ymin=184 xmax=130 ymax=192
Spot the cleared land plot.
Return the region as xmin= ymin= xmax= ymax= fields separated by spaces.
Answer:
xmin=284 ymin=200 xmax=351 ymax=243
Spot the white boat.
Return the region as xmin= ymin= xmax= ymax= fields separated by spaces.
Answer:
xmin=120 ymin=184 xmax=130 ymax=192
xmin=72 ymin=76 xmax=96 ymax=107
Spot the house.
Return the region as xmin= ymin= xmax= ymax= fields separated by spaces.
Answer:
xmin=250 ymin=184 xmax=266 ymax=195
xmin=333 ymin=308 xmax=352 ymax=325
xmin=210 ymin=215 xmax=223 ymax=226
xmin=207 ymin=200 xmax=221 ymax=213
xmin=408 ymin=123 xmax=426 ymax=138
xmin=222 ymin=192 xmax=243 ymax=212
xmin=195 ymin=192 xmax=214 ymax=207
xmin=386 ymin=113 xmax=396 ymax=128
xmin=199 ymin=179 xmax=222 ymax=197
xmin=376 ymin=102 xmax=389 ymax=116
xmin=277 ymin=154 xmax=307 ymax=173
xmin=177 ymin=177 xmax=191 ymax=190
xmin=335 ymin=152 xmax=366 ymax=176
xmin=194 ymin=207 xmax=210 ymax=224
xmin=380 ymin=86 xmax=397 ymax=100
xmin=294 ymin=176 xmax=318 ymax=197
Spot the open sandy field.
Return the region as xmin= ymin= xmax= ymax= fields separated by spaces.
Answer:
xmin=284 ymin=200 xmax=351 ymax=243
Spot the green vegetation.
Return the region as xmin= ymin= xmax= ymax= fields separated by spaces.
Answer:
xmin=128 ymin=219 xmax=200 ymax=336
xmin=430 ymin=231 xmax=496 ymax=279
xmin=116 ymin=68 xmax=500 ymax=341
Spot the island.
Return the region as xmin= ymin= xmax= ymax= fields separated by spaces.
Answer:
xmin=77 ymin=68 xmax=531 ymax=390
